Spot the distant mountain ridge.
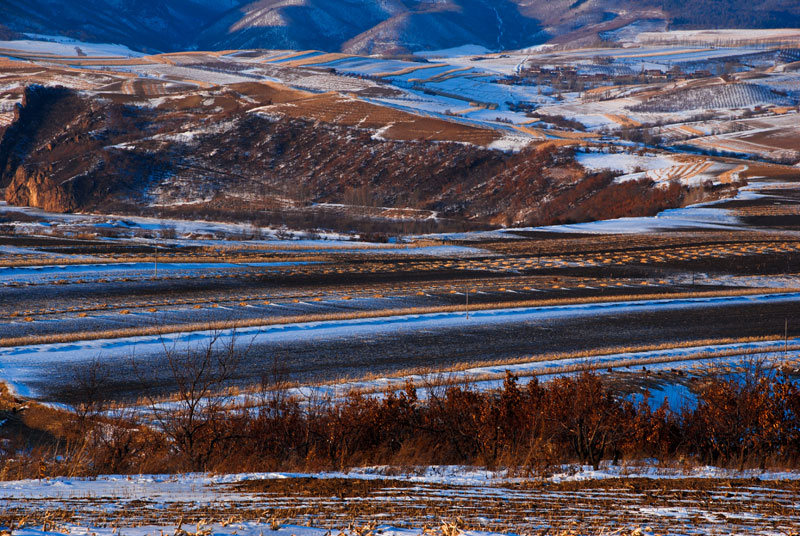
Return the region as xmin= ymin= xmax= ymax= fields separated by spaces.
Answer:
xmin=0 ymin=0 xmax=229 ymax=52
xmin=2 ymin=0 xmax=800 ymax=54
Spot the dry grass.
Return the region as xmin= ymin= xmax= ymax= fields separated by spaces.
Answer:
xmin=680 ymin=124 xmax=706 ymax=136
xmin=52 ymin=58 xmax=156 ymax=66
xmin=262 ymin=50 xmax=321 ymax=63
xmin=604 ymin=113 xmax=642 ymax=127
xmin=281 ymin=52 xmax=353 ymax=67
xmin=0 ymin=57 xmax=37 ymax=70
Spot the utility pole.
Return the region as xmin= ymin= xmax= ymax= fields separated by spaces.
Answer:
xmin=262 ymin=179 xmax=267 ymax=229
xmin=154 ymin=242 xmax=158 ymax=278
xmin=465 ymin=287 xmax=470 ymax=320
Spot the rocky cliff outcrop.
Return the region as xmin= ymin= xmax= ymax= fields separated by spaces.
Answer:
xmin=0 ymin=86 xmax=86 ymax=211
xmin=0 ymin=86 xmax=164 ymax=214
xmin=5 ymin=166 xmax=78 ymax=212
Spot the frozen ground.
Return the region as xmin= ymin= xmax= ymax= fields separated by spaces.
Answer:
xmin=2 ymin=465 xmax=799 ymax=536
xmin=2 ymin=464 xmax=800 ymax=499
xmin=3 ymin=291 xmax=799 ymax=399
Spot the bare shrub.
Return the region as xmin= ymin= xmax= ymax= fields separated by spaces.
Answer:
xmin=132 ymin=331 xmax=247 ymax=472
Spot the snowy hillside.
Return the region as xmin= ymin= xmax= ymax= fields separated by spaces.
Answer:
xmin=4 ymin=0 xmax=800 ymax=54
xmin=631 ymin=83 xmax=796 ymax=113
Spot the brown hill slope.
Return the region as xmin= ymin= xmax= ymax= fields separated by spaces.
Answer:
xmin=0 ymin=84 xmax=700 ymax=232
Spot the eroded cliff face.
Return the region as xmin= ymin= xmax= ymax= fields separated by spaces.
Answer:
xmin=0 ymin=86 xmax=98 ymax=212
xmin=5 ymin=166 xmax=78 ymax=212
xmin=0 ymin=85 xmax=166 ymax=214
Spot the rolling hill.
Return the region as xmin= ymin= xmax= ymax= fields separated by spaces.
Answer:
xmin=2 ymin=0 xmax=800 ymax=55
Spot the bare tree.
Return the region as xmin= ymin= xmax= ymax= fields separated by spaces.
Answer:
xmin=68 ymin=356 xmax=111 ymax=424
xmin=133 ymin=330 xmax=249 ymax=471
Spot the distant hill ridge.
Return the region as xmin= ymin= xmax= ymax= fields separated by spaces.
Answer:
xmin=2 ymin=0 xmax=800 ymax=54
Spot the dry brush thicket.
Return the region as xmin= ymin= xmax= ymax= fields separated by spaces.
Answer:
xmin=2 ymin=348 xmax=800 ymax=477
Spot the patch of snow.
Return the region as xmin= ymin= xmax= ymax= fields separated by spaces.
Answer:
xmin=488 ymin=134 xmax=533 ymax=152
xmin=577 ymin=151 xmax=676 ymax=174
xmin=3 ymin=35 xmax=144 ymax=57
xmin=0 ymin=261 xmax=321 ymax=281
xmin=528 ymin=205 xmax=741 ymax=234
xmin=415 ymin=44 xmax=492 ymax=59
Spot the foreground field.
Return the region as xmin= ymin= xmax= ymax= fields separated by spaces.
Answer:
xmin=2 ymin=468 xmax=799 ymax=535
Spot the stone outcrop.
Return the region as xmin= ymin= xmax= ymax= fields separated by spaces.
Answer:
xmin=5 ymin=166 xmax=77 ymax=212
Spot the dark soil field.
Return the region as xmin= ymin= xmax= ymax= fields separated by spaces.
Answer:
xmin=38 ymin=293 xmax=799 ymax=402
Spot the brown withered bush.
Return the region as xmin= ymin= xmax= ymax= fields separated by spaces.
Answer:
xmin=3 ymin=366 xmax=800 ymax=477
xmin=682 ymin=363 xmax=800 ymax=470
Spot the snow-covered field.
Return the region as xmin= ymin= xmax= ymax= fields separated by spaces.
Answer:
xmin=634 ymin=28 xmax=800 ymax=45
xmin=422 ymin=179 xmax=778 ymax=240
xmin=291 ymin=336 xmax=800 ymax=404
xmin=2 ymin=463 xmax=800 ymax=500
xmin=3 ymin=465 xmax=800 ymax=536
xmin=488 ymin=179 xmax=791 ymax=236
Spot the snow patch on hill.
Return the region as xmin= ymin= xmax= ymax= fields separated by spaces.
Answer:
xmin=1 ymin=34 xmax=144 ymax=57
xmin=415 ymin=44 xmax=492 ymax=58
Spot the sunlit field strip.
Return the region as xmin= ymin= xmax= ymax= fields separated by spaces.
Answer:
xmin=3 ymin=274 xmax=680 ymax=319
